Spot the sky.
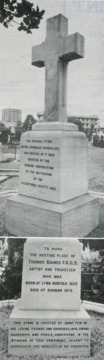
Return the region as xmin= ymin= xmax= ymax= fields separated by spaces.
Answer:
xmin=0 ymin=0 xmax=104 ymax=124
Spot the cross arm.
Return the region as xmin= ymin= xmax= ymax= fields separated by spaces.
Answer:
xmin=59 ymin=33 xmax=85 ymax=62
xmin=32 ymin=42 xmax=45 ymax=67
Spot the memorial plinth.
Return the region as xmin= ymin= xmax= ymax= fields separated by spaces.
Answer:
xmin=8 ymin=238 xmax=91 ymax=357
xmin=6 ymin=122 xmax=99 ymax=237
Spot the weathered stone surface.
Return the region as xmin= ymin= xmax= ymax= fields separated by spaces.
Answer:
xmin=21 ymin=238 xmax=81 ymax=310
xmin=18 ymin=123 xmax=88 ymax=203
xmin=8 ymin=299 xmax=90 ymax=357
xmin=5 ymin=193 xmax=99 ymax=237
xmin=32 ymin=14 xmax=84 ymax=122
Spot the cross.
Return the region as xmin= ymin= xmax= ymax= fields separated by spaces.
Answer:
xmin=32 ymin=14 xmax=84 ymax=122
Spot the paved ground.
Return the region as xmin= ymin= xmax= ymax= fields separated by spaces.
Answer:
xmin=0 ymin=159 xmax=20 ymax=170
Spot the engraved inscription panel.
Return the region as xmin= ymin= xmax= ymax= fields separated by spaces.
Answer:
xmin=21 ymin=238 xmax=81 ymax=310
xmin=19 ymin=132 xmax=60 ymax=202
xmin=9 ymin=317 xmax=90 ymax=357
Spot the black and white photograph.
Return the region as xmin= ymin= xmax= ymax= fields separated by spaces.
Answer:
xmin=0 ymin=237 xmax=104 ymax=359
xmin=0 ymin=0 xmax=104 ymax=358
xmin=0 ymin=0 xmax=103 ymax=237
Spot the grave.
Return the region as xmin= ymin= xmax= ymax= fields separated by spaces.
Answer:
xmin=5 ymin=14 xmax=99 ymax=236
xmin=8 ymin=237 xmax=91 ymax=357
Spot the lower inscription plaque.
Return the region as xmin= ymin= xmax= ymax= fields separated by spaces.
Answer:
xmin=8 ymin=238 xmax=91 ymax=358
xmin=9 ymin=300 xmax=90 ymax=357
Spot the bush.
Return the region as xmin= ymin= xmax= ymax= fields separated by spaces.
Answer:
xmin=81 ymin=256 xmax=104 ymax=303
xmin=0 ymin=238 xmax=26 ymax=300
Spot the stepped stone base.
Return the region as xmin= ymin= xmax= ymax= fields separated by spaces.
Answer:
xmin=8 ymin=299 xmax=90 ymax=357
xmin=5 ymin=192 xmax=99 ymax=237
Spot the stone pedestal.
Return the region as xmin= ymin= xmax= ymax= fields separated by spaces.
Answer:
xmin=5 ymin=123 xmax=99 ymax=237
xmin=6 ymin=193 xmax=99 ymax=237
xmin=8 ymin=238 xmax=91 ymax=358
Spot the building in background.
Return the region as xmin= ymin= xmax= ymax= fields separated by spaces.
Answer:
xmin=68 ymin=115 xmax=99 ymax=131
xmin=2 ymin=109 xmax=22 ymax=133
xmin=37 ymin=112 xmax=99 ymax=131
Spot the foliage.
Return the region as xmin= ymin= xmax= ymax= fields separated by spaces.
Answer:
xmin=81 ymin=256 xmax=104 ymax=303
xmin=84 ymin=124 xmax=94 ymax=141
xmin=15 ymin=119 xmax=22 ymax=141
xmin=4 ymin=248 xmax=8 ymax=255
xmin=93 ymin=133 xmax=104 ymax=148
xmin=68 ymin=118 xmax=86 ymax=133
xmin=0 ymin=255 xmax=22 ymax=299
xmin=0 ymin=122 xmax=10 ymax=144
xmin=7 ymin=237 xmax=26 ymax=264
xmin=0 ymin=238 xmax=26 ymax=300
xmin=80 ymin=239 xmax=104 ymax=252
xmin=22 ymin=114 xmax=37 ymax=132
xmin=0 ymin=0 xmax=45 ymax=33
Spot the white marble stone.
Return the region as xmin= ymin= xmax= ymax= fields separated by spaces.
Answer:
xmin=8 ymin=299 xmax=90 ymax=357
xmin=21 ymin=238 xmax=81 ymax=311
xmin=18 ymin=123 xmax=88 ymax=203
xmin=32 ymin=15 xmax=84 ymax=123
xmin=32 ymin=122 xmax=78 ymax=131
xmin=5 ymin=193 xmax=99 ymax=237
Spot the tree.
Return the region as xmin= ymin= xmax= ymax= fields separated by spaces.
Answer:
xmin=0 ymin=238 xmax=26 ymax=300
xmin=68 ymin=117 xmax=86 ymax=134
xmin=80 ymin=239 xmax=104 ymax=252
xmin=0 ymin=122 xmax=10 ymax=143
xmin=0 ymin=0 xmax=45 ymax=33
xmin=15 ymin=119 xmax=22 ymax=141
xmin=22 ymin=114 xmax=37 ymax=132
xmin=81 ymin=257 xmax=104 ymax=303
xmin=0 ymin=255 xmax=22 ymax=299
xmin=8 ymin=237 xmax=26 ymax=264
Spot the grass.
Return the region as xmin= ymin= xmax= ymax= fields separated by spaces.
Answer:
xmin=0 ymin=306 xmax=104 ymax=360
xmin=87 ymin=201 xmax=104 ymax=237
xmin=0 ymin=177 xmax=19 ymax=193
xmin=88 ymin=144 xmax=104 ymax=193
xmin=0 ymin=160 xmax=19 ymax=170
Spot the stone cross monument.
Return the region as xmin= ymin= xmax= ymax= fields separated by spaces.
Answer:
xmin=5 ymin=14 xmax=99 ymax=236
xmin=32 ymin=14 xmax=84 ymax=122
